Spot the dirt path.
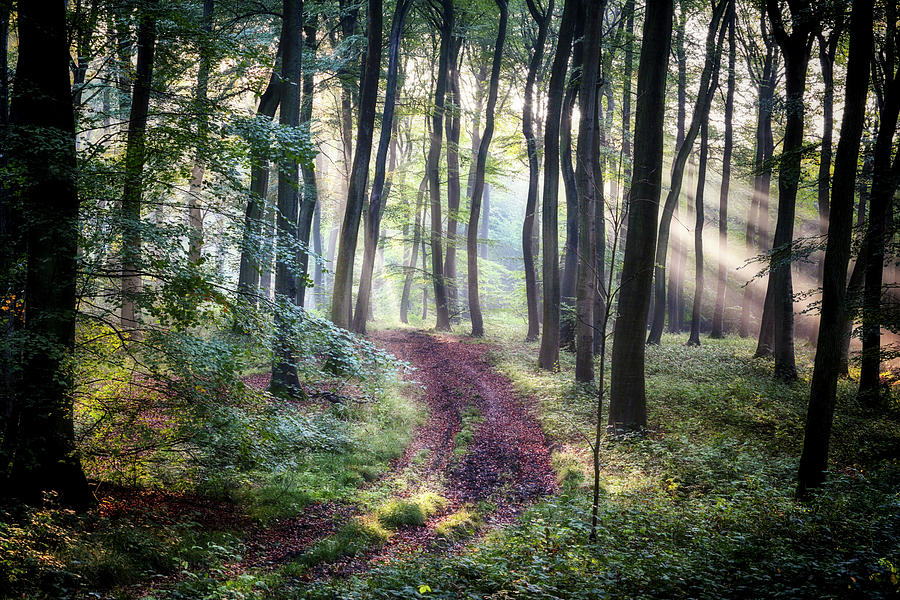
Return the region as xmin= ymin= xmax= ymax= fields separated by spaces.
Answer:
xmin=323 ymin=329 xmax=557 ymax=572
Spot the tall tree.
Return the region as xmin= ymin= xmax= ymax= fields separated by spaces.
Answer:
xmin=270 ymin=0 xmax=303 ymax=395
xmin=859 ymin=1 xmax=900 ymax=400
xmin=121 ymin=0 xmax=158 ymax=339
xmin=187 ymin=0 xmax=214 ymax=264
xmin=296 ymin=13 xmax=320 ymax=309
xmin=765 ymin=0 xmax=820 ymax=380
xmin=467 ymin=0 xmax=508 ymax=337
xmin=687 ymin=121 xmax=710 ymax=346
xmin=400 ymin=175 xmax=428 ymax=323
xmin=521 ymin=0 xmax=553 ymax=342
xmin=608 ymin=0 xmax=673 ymax=430
xmin=710 ymin=1 xmax=736 ymax=338
xmin=538 ymin=0 xmax=578 ymax=369
xmin=3 ymin=0 xmax=93 ymax=508
xmin=574 ymin=0 xmax=605 ymax=382
xmin=352 ymin=0 xmax=413 ymax=333
xmin=443 ymin=37 xmax=463 ymax=323
xmin=797 ymin=0 xmax=872 ymax=495
xmin=331 ymin=0 xmax=383 ymax=328
xmin=646 ymin=0 xmax=729 ymax=345
xmin=667 ymin=8 xmax=688 ymax=335
xmin=426 ymin=0 xmax=454 ymax=331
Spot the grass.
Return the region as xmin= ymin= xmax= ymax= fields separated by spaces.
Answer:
xmin=452 ymin=405 xmax=484 ymax=456
xmin=433 ymin=506 xmax=481 ymax=541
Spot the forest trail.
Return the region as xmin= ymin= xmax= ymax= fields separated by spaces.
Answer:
xmin=313 ymin=329 xmax=558 ymax=576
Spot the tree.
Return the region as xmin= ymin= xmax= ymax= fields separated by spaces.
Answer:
xmin=425 ymin=0 xmax=454 ymax=331
xmin=608 ymin=0 xmax=674 ymax=430
xmin=765 ymin=0 xmax=821 ymax=381
xmin=296 ymin=13 xmax=320 ymax=310
xmin=538 ymin=0 xmax=579 ymax=369
xmin=467 ymin=0 xmax=508 ymax=337
xmin=270 ymin=0 xmax=303 ymax=395
xmin=121 ymin=0 xmax=159 ymax=340
xmin=858 ymin=1 xmax=900 ymax=400
xmin=710 ymin=1 xmax=735 ymax=339
xmin=2 ymin=0 xmax=93 ymax=508
xmin=352 ymin=0 xmax=413 ymax=333
xmin=574 ymin=0 xmax=605 ymax=382
xmin=687 ymin=120 xmax=710 ymax=347
xmin=331 ymin=0 xmax=383 ymax=329
xmin=521 ymin=0 xmax=554 ymax=342
xmin=667 ymin=8 xmax=688 ymax=335
xmin=646 ymin=0 xmax=729 ymax=345
xmin=187 ymin=0 xmax=214 ymax=264
xmin=797 ymin=0 xmax=872 ymax=495
xmin=443 ymin=36 xmax=463 ymax=324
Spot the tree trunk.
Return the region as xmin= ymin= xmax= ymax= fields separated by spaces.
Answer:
xmin=710 ymin=4 xmax=735 ymax=338
xmin=608 ymin=0 xmax=673 ymax=429
xmin=296 ymin=15 xmax=320 ymax=309
xmin=121 ymin=1 xmax=158 ymax=340
xmin=858 ymin=7 xmax=900 ymax=400
xmin=574 ymin=0 xmax=604 ymax=382
xmin=667 ymin=9 xmax=687 ymax=334
xmin=187 ymin=0 xmax=214 ymax=264
xmin=538 ymin=0 xmax=578 ymax=369
xmin=815 ymin=29 xmax=840 ymax=285
xmin=467 ymin=0 xmax=508 ymax=337
xmin=480 ymin=182 xmax=490 ymax=259
xmin=687 ymin=121 xmax=710 ymax=346
xmin=401 ymin=174 xmax=428 ymax=323
xmin=331 ymin=0 xmax=383 ymax=328
xmin=443 ymin=37 xmax=463 ymax=324
xmin=646 ymin=0 xmax=729 ymax=345
xmin=797 ymin=0 xmax=872 ymax=495
xmin=236 ymin=36 xmax=283 ymax=307
xmin=270 ymin=0 xmax=303 ymax=395
xmin=766 ymin=0 xmax=818 ymax=381
xmin=426 ymin=1 xmax=454 ymax=331
xmin=559 ymin=11 xmax=585 ymax=351
xmin=352 ymin=0 xmax=412 ymax=333
xmin=521 ymin=0 xmax=553 ymax=342
xmin=3 ymin=0 xmax=92 ymax=508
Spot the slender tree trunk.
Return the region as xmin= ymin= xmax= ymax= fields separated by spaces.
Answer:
xmin=237 ymin=37 xmax=283 ymax=306
xmin=187 ymin=0 xmax=213 ymax=264
xmin=480 ymin=182 xmax=490 ymax=259
xmin=815 ymin=30 xmax=839 ymax=285
xmin=668 ymin=9 xmax=687 ymax=334
xmin=331 ymin=0 xmax=382 ymax=328
xmin=574 ymin=0 xmax=604 ymax=381
xmin=538 ymin=0 xmax=578 ymax=369
xmin=270 ymin=0 xmax=303 ymax=395
xmin=766 ymin=0 xmax=818 ymax=381
xmin=467 ymin=0 xmax=508 ymax=337
xmin=608 ymin=0 xmax=673 ymax=430
xmin=559 ymin=12 xmax=585 ymax=351
xmin=426 ymin=2 xmax=454 ymax=331
xmin=443 ymin=37 xmax=463 ymax=323
xmin=312 ymin=199 xmax=323 ymax=308
xmin=710 ymin=4 xmax=735 ymax=338
xmin=797 ymin=0 xmax=871 ymax=495
xmin=522 ymin=0 xmax=553 ymax=342
xmin=401 ymin=175 xmax=428 ymax=323
xmin=859 ymin=11 xmax=900 ymax=400
xmin=646 ymin=0 xmax=729 ymax=345
xmin=121 ymin=1 xmax=158 ymax=339
xmin=688 ymin=121 xmax=710 ymax=346
xmin=296 ymin=15 xmax=319 ymax=309
xmin=4 ymin=0 xmax=92 ymax=508
xmin=352 ymin=0 xmax=412 ymax=333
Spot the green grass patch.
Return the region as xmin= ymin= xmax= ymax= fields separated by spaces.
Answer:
xmin=433 ymin=506 xmax=481 ymax=541
xmin=289 ymin=516 xmax=391 ymax=572
xmin=453 ymin=405 xmax=484 ymax=456
xmin=376 ymin=492 xmax=447 ymax=529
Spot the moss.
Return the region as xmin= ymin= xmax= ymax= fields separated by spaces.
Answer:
xmin=433 ymin=506 xmax=480 ymax=541
xmin=376 ymin=492 xmax=447 ymax=529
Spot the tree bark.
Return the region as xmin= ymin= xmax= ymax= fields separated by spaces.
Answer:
xmin=608 ymin=0 xmax=673 ymax=430
xmin=296 ymin=15 xmax=319 ymax=309
xmin=467 ymin=0 xmax=508 ymax=337
xmin=646 ymin=0 xmax=729 ymax=345
xmin=270 ymin=0 xmax=303 ymax=395
xmin=121 ymin=0 xmax=158 ymax=340
xmin=522 ymin=0 xmax=553 ymax=342
xmin=401 ymin=174 xmax=428 ymax=323
xmin=443 ymin=37 xmax=463 ymax=324
xmin=352 ymin=0 xmax=412 ymax=333
xmin=710 ymin=3 xmax=735 ymax=338
xmin=187 ymin=0 xmax=214 ymax=264
xmin=331 ymin=0 xmax=383 ymax=328
xmin=797 ymin=0 xmax=871 ymax=495
xmin=688 ymin=121 xmax=710 ymax=346
xmin=538 ymin=0 xmax=578 ymax=369
xmin=4 ymin=0 xmax=93 ymax=508
xmin=667 ymin=8 xmax=688 ymax=334
xmin=814 ymin=27 xmax=841 ymax=285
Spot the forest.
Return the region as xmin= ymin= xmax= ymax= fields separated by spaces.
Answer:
xmin=1 ymin=0 xmax=899 ymax=597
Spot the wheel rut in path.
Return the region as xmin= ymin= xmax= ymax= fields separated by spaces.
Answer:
xmin=328 ymin=329 xmax=558 ymax=573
